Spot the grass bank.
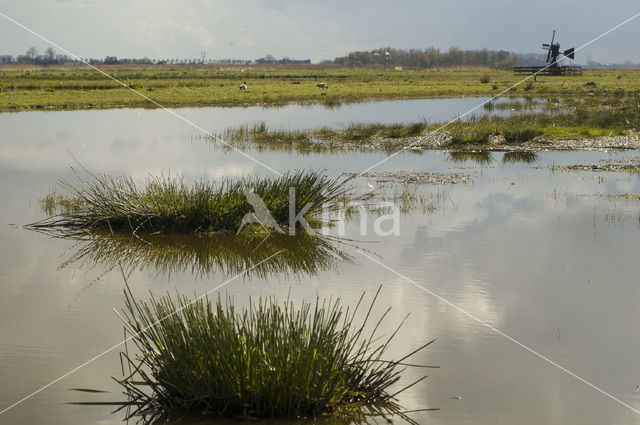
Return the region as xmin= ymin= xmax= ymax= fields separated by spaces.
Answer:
xmin=32 ymin=171 xmax=348 ymax=234
xmin=1 ymin=66 xmax=639 ymax=111
xmin=207 ymin=97 xmax=640 ymax=153
xmin=116 ymin=287 xmax=436 ymax=421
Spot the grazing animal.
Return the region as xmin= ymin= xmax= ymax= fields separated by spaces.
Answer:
xmin=317 ymin=83 xmax=328 ymax=89
xmin=239 ymin=82 xmax=247 ymax=90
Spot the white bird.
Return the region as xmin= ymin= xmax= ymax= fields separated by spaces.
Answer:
xmin=239 ymin=82 xmax=247 ymax=90
xmin=317 ymin=83 xmax=328 ymax=89
xmin=367 ymin=182 xmax=374 ymax=192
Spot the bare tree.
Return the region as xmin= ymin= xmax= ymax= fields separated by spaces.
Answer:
xmin=25 ymin=46 xmax=39 ymax=62
xmin=44 ymin=47 xmax=56 ymax=63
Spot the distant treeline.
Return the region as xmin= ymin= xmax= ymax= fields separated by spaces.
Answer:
xmin=334 ymin=47 xmax=518 ymax=68
xmin=12 ymin=46 xmax=635 ymax=69
xmin=0 ymin=47 xmax=312 ymax=66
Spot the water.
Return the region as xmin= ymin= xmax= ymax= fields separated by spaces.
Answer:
xmin=1 ymin=103 xmax=640 ymax=425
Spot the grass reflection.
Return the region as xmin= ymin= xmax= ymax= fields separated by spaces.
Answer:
xmin=502 ymin=151 xmax=539 ymax=164
xmin=447 ymin=151 xmax=493 ymax=165
xmin=58 ymin=230 xmax=351 ymax=281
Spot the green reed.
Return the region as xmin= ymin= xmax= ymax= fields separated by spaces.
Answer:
xmin=31 ymin=170 xmax=349 ymax=234
xmin=116 ymin=287 xmax=436 ymax=422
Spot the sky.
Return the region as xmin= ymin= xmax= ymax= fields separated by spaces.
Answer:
xmin=0 ymin=0 xmax=638 ymax=64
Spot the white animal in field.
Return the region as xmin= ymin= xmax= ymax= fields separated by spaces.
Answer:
xmin=239 ymin=82 xmax=247 ymax=90
xmin=317 ymin=83 xmax=328 ymax=89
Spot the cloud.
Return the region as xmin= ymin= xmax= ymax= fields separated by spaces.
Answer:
xmin=2 ymin=0 xmax=639 ymax=62
xmin=133 ymin=19 xmax=217 ymax=50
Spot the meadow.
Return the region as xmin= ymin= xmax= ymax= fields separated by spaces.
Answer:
xmin=1 ymin=65 xmax=639 ymax=111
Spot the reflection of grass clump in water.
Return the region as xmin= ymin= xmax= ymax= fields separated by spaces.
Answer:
xmin=502 ymin=151 xmax=539 ymax=164
xmin=60 ymin=231 xmax=351 ymax=281
xmin=116 ymin=287 xmax=436 ymax=422
xmin=447 ymin=151 xmax=493 ymax=165
xmin=32 ymin=170 xmax=348 ymax=234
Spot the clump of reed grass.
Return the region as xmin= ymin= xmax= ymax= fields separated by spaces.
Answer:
xmin=116 ymin=287 xmax=436 ymax=422
xmin=502 ymin=125 xmax=542 ymax=143
xmin=479 ymin=73 xmax=491 ymax=84
xmin=446 ymin=126 xmax=494 ymax=146
xmin=343 ymin=123 xmax=385 ymax=141
xmin=215 ymin=121 xmax=428 ymax=150
xmin=31 ymin=170 xmax=349 ymax=234
xmin=219 ymin=122 xmax=313 ymax=150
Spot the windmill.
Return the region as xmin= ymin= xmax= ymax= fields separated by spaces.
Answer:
xmin=515 ymin=30 xmax=581 ymax=76
xmin=542 ymin=30 xmax=575 ymax=71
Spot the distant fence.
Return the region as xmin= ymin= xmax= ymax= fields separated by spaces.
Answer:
xmin=513 ymin=66 xmax=583 ymax=76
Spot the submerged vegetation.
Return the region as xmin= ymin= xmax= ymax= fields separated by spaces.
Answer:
xmin=116 ymin=288 xmax=436 ymax=422
xmin=32 ymin=171 xmax=349 ymax=234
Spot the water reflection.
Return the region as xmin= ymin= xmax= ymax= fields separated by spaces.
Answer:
xmin=117 ymin=401 xmax=416 ymax=425
xmin=447 ymin=151 xmax=493 ymax=165
xmin=56 ymin=231 xmax=351 ymax=282
xmin=502 ymin=151 xmax=539 ymax=164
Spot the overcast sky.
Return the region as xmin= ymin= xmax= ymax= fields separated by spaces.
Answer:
xmin=0 ymin=0 xmax=638 ymax=64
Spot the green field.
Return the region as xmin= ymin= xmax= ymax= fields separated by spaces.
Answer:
xmin=0 ymin=65 xmax=639 ymax=112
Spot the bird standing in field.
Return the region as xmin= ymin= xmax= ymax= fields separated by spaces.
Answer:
xmin=239 ymin=82 xmax=247 ymax=90
xmin=317 ymin=83 xmax=328 ymax=89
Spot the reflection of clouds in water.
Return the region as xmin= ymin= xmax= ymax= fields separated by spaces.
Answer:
xmin=0 ymin=100 xmax=545 ymax=174
xmin=361 ymin=181 xmax=640 ymax=424
xmin=3 ymin=107 xmax=640 ymax=424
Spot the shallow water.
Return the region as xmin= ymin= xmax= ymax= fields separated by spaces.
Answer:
xmin=1 ymin=104 xmax=640 ymax=425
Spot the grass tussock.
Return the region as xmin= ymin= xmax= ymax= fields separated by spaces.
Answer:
xmin=116 ymin=287 xmax=436 ymax=422
xmin=446 ymin=125 xmax=495 ymax=146
xmin=217 ymin=121 xmax=428 ymax=147
xmin=501 ymin=125 xmax=542 ymax=143
xmin=32 ymin=170 xmax=349 ymax=234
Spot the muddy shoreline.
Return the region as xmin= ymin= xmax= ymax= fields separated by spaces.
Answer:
xmin=357 ymin=131 xmax=640 ymax=152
